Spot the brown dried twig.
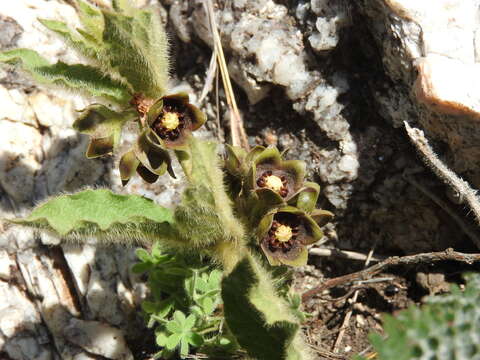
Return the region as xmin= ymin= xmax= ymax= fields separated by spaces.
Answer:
xmin=404 ymin=122 xmax=480 ymax=232
xmin=302 ymin=248 xmax=480 ymax=302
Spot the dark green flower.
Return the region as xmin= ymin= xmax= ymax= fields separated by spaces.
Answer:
xmin=119 ymin=128 xmax=173 ymax=185
xmin=146 ymin=92 xmax=206 ymax=149
xmin=248 ymin=147 xmax=305 ymax=202
xmin=257 ymin=206 xmax=324 ymax=267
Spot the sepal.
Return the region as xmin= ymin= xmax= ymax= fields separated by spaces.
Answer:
xmin=73 ymin=104 xmax=136 ymax=158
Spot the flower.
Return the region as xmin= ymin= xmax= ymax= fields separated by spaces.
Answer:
xmin=119 ymin=92 xmax=207 ymax=185
xmin=146 ymin=92 xmax=206 ymax=149
xmin=247 ymin=146 xmax=306 ymax=202
xmin=257 ymin=206 xmax=324 ymax=267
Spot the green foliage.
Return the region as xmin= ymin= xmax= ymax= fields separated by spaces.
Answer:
xmin=221 ymin=254 xmax=312 ymax=360
xmin=0 ymin=49 xmax=130 ymax=103
xmin=362 ymin=273 xmax=480 ymax=360
xmin=1 ymin=1 xmax=333 ymax=359
xmin=133 ymin=244 xmax=237 ymax=359
xmin=11 ymin=189 xmax=174 ymax=244
xmin=174 ymin=138 xmax=245 ymax=251
xmin=0 ymin=0 xmax=170 ymax=102
xmin=101 ymin=8 xmax=169 ymax=98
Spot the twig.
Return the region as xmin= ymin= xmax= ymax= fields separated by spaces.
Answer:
xmin=204 ymin=0 xmax=249 ymax=150
xmin=332 ymin=247 xmax=375 ymax=352
xmin=404 ymin=122 xmax=480 ymax=230
xmin=302 ymin=248 xmax=480 ymax=302
xmin=403 ymin=173 xmax=480 ymax=247
xmin=309 ymin=247 xmax=385 ymax=263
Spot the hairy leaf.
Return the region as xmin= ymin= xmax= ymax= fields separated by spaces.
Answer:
xmin=363 ymin=273 xmax=480 ymax=360
xmin=77 ymin=0 xmax=104 ymax=42
xmin=11 ymin=189 xmax=175 ymax=244
xmin=38 ymin=19 xmax=99 ymax=59
xmin=101 ymin=7 xmax=169 ymax=97
xmin=0 ymin=49 xmax=131 ymax=103
xmin=221 ymin=254 xmax=312 ymax=360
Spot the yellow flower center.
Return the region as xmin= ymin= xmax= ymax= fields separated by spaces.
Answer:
xmin=161 ymin=112 xmax=180 ymax=130
xmin=275 ymin=225 xmax=293 ymax=242
xmin=264 ymin=175 xmax=283 ymax=192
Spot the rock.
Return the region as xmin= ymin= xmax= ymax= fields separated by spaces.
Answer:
xmin=416 ymin=272 xmax=450 ymax=295
xmin=359 ymin=0 xmax=480 ymax=186
xmin=0 ymin=15 xmax=23 ymax=49
xmin=414 ymin=54 xmax=480 ymax=119
xmin=187 ymin=0 xmax=359 ymax=209
xmin=64 ymin=319 xmax=133 ymax=360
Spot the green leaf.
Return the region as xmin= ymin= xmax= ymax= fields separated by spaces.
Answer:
xmin=135 ymin=248 xmax=152 ymax=263
xmin=112 ymin=0 xmax=135 ymax=14
xmin=156 ymin=332 xmax=168 ymax=347
xmin=367 ymin=273 xmax=480 ymax=360
xmin=77 ymin=0 xmax=104 ymax=42
xmin=11 ymin=189 xmax=175 ymax=243
xmin=101 ymin=8 xmax=169 ymax=97
xmin=174 ymin=138 xmax=245 ymax=252
xmin=166 ymin=320 xmax=182 ymax=334
xmin=184 ymin=314 xmax=196 ymax=330
xmin=221 ymin=254 xmax=312 ymax=360
xmin=187 ymin=332 xmax=203 ymax=347
xmin=165 ymin=333 xmax=182 ymax=350
xmin=201 ymin=297 xmax=214 ymax=315
xmin=38 ymin=19 xmax=99 ymax=59
xmin=173 ymin=310 xmax=186 ymax=325
xmin=0 ymin=49 xmax=131 ymax=103
xmin=131 ymin=261 xmax=152 ymax=274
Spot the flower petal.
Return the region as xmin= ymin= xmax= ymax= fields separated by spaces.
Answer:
xmin=281 ymin=160 xmax=306 ymax=189
xmin=74 ymin=103 xmax=135 ymax=147
xmin=187 ymin=103 xmax=206 ymax=131
xmin=279 ymin=246 xmax=308 ymax=267
xmin=119 ymin=149 xmax=140 ymax=186
xmin=290 ymin=182 xmax=320 ymax=213
xmin=310 ymin=209 xmax=334 ymax=227
xmin=136 ymin=129 xmax=173 ymax=177
xmin=253 ymin=146 xmax=281 ymax=166
xmin=247 ymin=188 xmax=285 ymax=227
xmin=86 ymin=135 xmax=114 ymax=158
xmin=136 ymin=164 xmax=159 ymax=183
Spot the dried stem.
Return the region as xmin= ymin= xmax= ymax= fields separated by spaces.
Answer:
xmin=309 ymin=247 xmax=385 ymax=262
xmin=205 ymin=0 xmax=249 ymax=150
xmin=404 ymin=122 xmax=480 ymax=230
xmin=332 ymin=247 xmax=375 ymax=352
xmin=302 ymin=248 xmax=480 ymax=302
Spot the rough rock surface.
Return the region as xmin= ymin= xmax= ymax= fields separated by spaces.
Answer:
xmin=359 ymin=0 xmax=480 ymax=186
xmin=0 ymin=1 xmax=181 ymax=359
xmin=1 ymin=0 xmax=480 ymax=358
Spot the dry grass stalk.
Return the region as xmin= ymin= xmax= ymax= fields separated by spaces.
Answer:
xmin=204 ymin=0 xmax=250 ymax=150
